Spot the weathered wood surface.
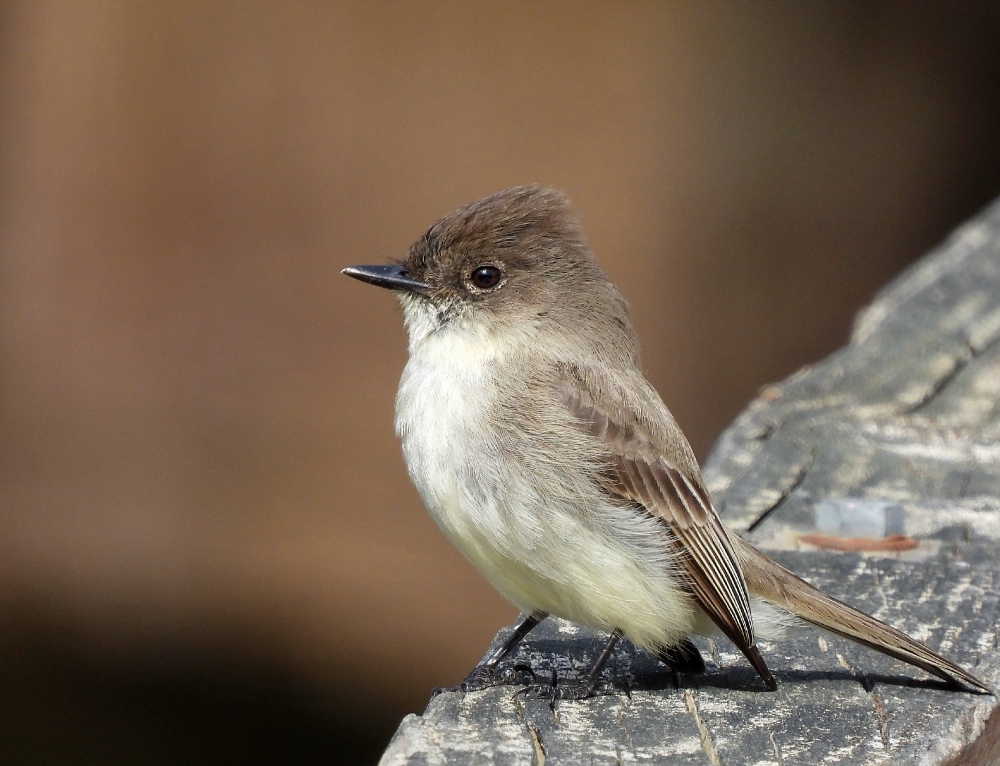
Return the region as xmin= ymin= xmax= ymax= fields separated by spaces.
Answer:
xmin=380 ymin=200 xmax=1000 ymax=765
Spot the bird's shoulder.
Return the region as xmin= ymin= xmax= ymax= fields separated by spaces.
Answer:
xmin=550 ymin=362 xmax=703 ymax=483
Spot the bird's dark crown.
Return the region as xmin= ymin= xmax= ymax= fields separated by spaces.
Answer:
xmin=399 ymin=185 xmax=595 ymax=299
xmin=384 ymin=185 xmax=638 ymax=365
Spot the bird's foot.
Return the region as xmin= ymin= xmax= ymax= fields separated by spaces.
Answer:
xmin=431 ymin=663 xmax=537 ymax=697
xmin=515 ymin=670 xmax=613 ymax=704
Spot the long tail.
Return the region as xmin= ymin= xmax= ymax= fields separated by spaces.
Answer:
xmin=733 ymin=536 xmax=991 ymax=693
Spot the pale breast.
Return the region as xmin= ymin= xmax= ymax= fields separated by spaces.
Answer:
xmin=393 ymin=328 xmax=697 ymax=649
xmin=394 ymin=327 xmax=507 ymax=548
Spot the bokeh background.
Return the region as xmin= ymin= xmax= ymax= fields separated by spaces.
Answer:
xmin=2 ymin=2 xmax=1000 ymax=763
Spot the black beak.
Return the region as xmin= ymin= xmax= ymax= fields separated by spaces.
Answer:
xmin=341 ymin=264 xmax=431 ymax=295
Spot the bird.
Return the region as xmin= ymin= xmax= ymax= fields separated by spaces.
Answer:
xmin=342 ymin=185 xmax=990 ymax=698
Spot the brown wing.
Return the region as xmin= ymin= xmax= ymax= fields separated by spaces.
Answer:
xmin=557 ymin=367 xmax=775 ymax=688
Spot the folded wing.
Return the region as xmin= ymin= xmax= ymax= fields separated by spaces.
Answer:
xmin=556 ymin=365 xmax=776 ymax=689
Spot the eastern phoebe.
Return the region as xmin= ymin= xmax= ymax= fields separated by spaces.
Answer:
xmin=343 ymin=186 xmax=989 ymax=697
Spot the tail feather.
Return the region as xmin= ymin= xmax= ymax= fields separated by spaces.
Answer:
xmin=733 ymin=537 xmax=992 ymax=694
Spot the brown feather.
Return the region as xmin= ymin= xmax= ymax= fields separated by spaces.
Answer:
xmin=733 ymin=535 xmax=991 ymax=693
xmin=555 ymin=365 xmax=771 ymax=686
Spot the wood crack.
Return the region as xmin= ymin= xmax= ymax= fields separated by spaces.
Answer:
xmin=527 ymin=721 xmax=546 ymax=766
xmin=901 ymin=331 xmax=1000 ymax=415
xmin=860 ymin=677 xmax=891 ymax=750
xmin=617 ymin=706 xmax=635 ymax=754
xmin=769 ymin=731 xmax=784 ymax=766
xmin=685 ymin=689 xmax=722 ymax=766
xmin=839 ymin=651 xmax=891 ymax=750
xmin=905 ymin=353 xmax=971 ymax=414
xmin=969 ymin=327 xmax=1000 ymax=357
xmin=746 ymin=443 xmax=815 ymax=532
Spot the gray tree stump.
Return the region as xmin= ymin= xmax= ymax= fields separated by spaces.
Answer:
xmin=379 ymin=199 xmax=1000 ymax=765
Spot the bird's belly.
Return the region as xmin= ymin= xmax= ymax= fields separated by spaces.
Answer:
xmin=395 ymin=350 xmax=696 ymax=651
xmin=414 ymin=461 xmax=698 ymax=652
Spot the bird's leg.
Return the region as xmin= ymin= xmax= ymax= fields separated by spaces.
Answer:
xmin=432 ymin=611 xmax=548 ymax=696
xmin=520 ymin=629 xmax=623 ymax=702
xmin=572 ymin=629 xmax=623 ymax=696
xmin=478 ymin=611 xmax=548 ymax=674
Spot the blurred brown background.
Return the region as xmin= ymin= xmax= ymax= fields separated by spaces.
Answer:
xmin=2 ymin=2 xmax=1000 ymax=763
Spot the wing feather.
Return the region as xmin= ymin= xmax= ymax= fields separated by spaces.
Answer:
xmin=556 ymin=366 xmax=756 ymax=652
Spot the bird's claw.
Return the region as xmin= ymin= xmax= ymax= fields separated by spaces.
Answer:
xmin=515 ymin=669 xmax=611 ymax=706
xmin=431 ymin=663 xmax=537 ymax=698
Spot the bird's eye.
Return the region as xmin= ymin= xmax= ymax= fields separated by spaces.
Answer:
xmin=470 ymin=265 xmax=503 ymax=290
